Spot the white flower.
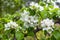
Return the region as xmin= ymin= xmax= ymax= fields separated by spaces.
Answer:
xmin=43 ymin=27 xmax=53 ymax=33
xmin=43 ymin=27 xmax=53 ymax=31
xmin=35 ymin=3 xmax=40 ymax=8
xmin=9 ymin=21 xmax=18 ymax=28
xmin=29 ymin=2 xmax=40 ymax=9
xmin=39 ymin=6 xmax=44 ymax=11
xmin=20 ymin=10 xmax=29 ymax=17
xmin=41 ymin=18 xmax=54 ymax=33
xmin=5 ymin=21 xmax=18 ymax=30
xmin=53 ymin=2 xmax=59 ymax=8
xmin=20 ymin=10 xmax=30 ymax=22
xmin=41 ymin=18 xmax=54 ymax=27
xmin=20 ymin=10 xmax=38 ymax=28
xmin=30 ymin=2 xmax=35 ymax=6
xmin=47 ymin=0 xmax=50 ymax=3
xmin=23 ymin=16 xmax=38 ymax=28
xmin=56 ymin=0 xmax=60 ymax=2
xmin=5 ymin=23 xmax=10 ymax=30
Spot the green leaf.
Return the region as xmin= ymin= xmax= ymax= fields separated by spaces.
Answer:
xmin=0 ymin=23 xmax=4 ymax=31
xmin=40 ymin=11 xmax=49 ymax=19
xmin=15 ymin=31 xmax=24 ymax=40
xmin=52 ymin=30 xmax=60 ymax=40
xmin=0 ymin=34 xmax=3 ymax=38
xmin=26 ymin=27 xmax=34 ymax=36
xmin=27 ymin=32 xmax=34 ymax=36
xmin=50 ymin=35 xmax=56 ymax=40
xmin=36 ymin=31 xmax=46 ymax=40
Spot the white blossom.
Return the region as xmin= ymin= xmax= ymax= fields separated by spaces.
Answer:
xmin=47 ymin=0 xmax=50 ymax=3
xmin=30 ymin=2 xmax=35 ymax=6
xmin=30 ymin=2 xmax=44 ymax=10
xmin=35 ymin=3 xmax=40 ymax=8
xmin=23 ymin=16 xmax=38 ymax=28
xmin=41 ymin=18 xmax=54 ymax=33
xmin=20 ymin=10 xmax=38 ymax=28
xmin=41 ymin=18 xmax=54 ymax=27
xmin=43 ymin=27 xmax=53 ymax=33
xmin=53 ymin=2 xmax=59 ymax=8
xmin=52 ymin=0 xmax=60 ymax=8
xmin=39 ymin=6 xmax=44 ymax=11
xmin=5 ymin=23 xmax=10 ymax=30
xmin=20 ymin=10 xmax=30 ymax=22
xmin=29 ymin=2 xmax=40 ymax=9
xmin=5 ymin=21 xmax=18 ymax=30
xmin=56 ymin=0 xmax=60 ymax=2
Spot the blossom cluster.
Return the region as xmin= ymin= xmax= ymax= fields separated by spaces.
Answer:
xmin=29 ymin=2 xmax=44 ymax=11
xmin=4 ymin=21 xmax=18 ymax=30
xmin=41 ymin=18 xmax=54 ymax=33
xmin=20 ymin=10 xmax=38 ymax=28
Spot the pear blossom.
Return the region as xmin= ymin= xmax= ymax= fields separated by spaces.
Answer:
xmin=29 ymin=2 xmax=40 ymax=9
xmin=30 ymin=2 xmax=35 ymax=6
xmin=35 ymin=3 xmax=40 ymax=8
xmin=56 ymin=0 xmax=60 ymax=2
xmin=43 ymin=27 xmax=53 ymax=34
xmin=39 ymin=6 xmax=44 ymax=11
xmin=47 ymin=0 xmax=50 ymax=3
xmin=52 ymin=0 xmax=60 ymax=8
xmin=5 ymin=23 xmax=10 ymax=30
xmin=20 ymin=10 xmax=38 ymax=28
xmin=53 ymin=2 xmax=59 ymax=8
xmin=41 ymin=18 xmax=54 ymax=33
xmin=30 ymin=2 xmax=44 ymax=10
xmin=23 ymin=16 xmax=38 ymax=28
xmin=20 ymin=10 xmax=30 ymax=22
xmin=5 ymin=21 xmax=18 ymax=30
xmin=41 ymin=18 xmax=54 ymax=27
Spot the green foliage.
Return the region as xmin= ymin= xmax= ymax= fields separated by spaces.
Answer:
xmin=52 ymin=30 xmax=60 ymax=40
xmin=0 ymin=0 xmax=60 ymax=40
xmin=15 ymin=31 xmax=24 ymax=40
